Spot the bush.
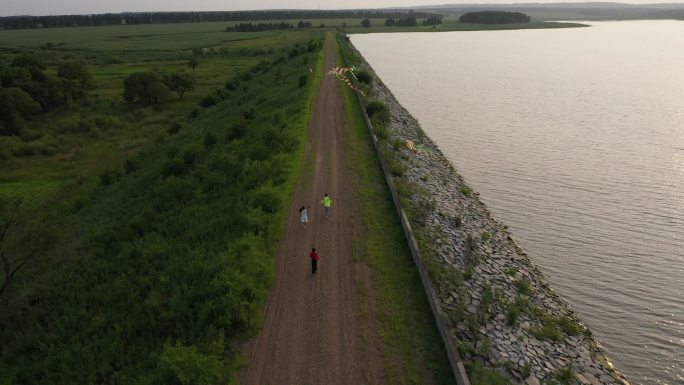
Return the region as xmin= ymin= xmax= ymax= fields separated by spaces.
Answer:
xmin=99 ymin=170 xmax=115 ymax=186
xmin=529 ymin=323 xmax=562 ymax=342
xmin=203 ymin=133 xmax=217 ymax=149
xmin=168 ymin=121 xmax=183 ymax=134
xmin=514 ymin=279 xmax=533 ymax=295
xmin=124 ymin=159 xmax=137 ymax=174
xmin=366 ymin=100 xmax=390 ymax=125
xmin=356 ymin=70 xmax=372 ymax=84
xmin=386 ymin=156 xmax=406 ymax=177
xmin=159 ymin=343 xmax=226 ymax=385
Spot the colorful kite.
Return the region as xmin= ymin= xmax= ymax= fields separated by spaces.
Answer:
xmin=310 ymin=66 xmax=366 ymax=96
xmin=328 ymin=66 xmax=366 ymax=96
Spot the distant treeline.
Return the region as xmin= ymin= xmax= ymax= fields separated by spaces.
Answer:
xmin=0 ymin=10 xmax=442 ymax=30
xmin=384 ymin=15 xmax=442 ymax=26
xmin=226 ymin=21 xmax=320 ymax=32
xmin=459 ymin=11 xmax=530 ymax=24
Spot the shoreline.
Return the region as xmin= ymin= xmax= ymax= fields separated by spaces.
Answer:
xmin=345 ymin=40 xmax=630 ymax=385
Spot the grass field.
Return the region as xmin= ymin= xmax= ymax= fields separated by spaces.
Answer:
xmin=0 ymin=21 xmax=325 ymax=385
xmin=0 ymin=23 xmax=316 ymax=209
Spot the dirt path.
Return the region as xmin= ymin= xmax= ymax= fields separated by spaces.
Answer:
xmin=238 ymin=35 xmax=383 ymax=384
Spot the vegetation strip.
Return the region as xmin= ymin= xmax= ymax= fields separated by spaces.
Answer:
xmin=337 ymin=36 xmax=456 ymax=385
xmin=0 ymin=24 xmax=323 ymax=384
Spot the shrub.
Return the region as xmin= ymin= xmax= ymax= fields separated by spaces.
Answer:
xmin=506 ymin=302 xmax=520 ymax=325
xmin=373 ymin=124 xmax=389 ymax=140
xmin=124 ymin=159 xmax=137 ymax=174
xmin=480 ymin=231 xmax=490 ymax=242
xmin=552 ymin=367 xmax=575 ymax=384
xmin=161 ymin=158 xmax=186 ymax=178
xmin=557 ymin=316 xmax=581 ymax=336
xmin=203 ymin=133 xmax=217 ymax=149
xmin=168 ymin=121 xmax=183 ymax=134
xmin=99 ymin=170 xmax=115 ymax=186
xmin=521 ymin=362 xmax=532 ymax=378
xmin=386 ymin=156 xmax=406 ymax=177
xmin=356 ymin=69 xmax=372 ymax=84
xmin=200 ymin=94 xmax=219 ymax=108
xmin=467 ymin=362 xmax=513 ymax=385
xmin=514 ymin=279 xmax=533 ymax=296
xmin=529 ymin=323 xmax=562 ymax=342
xmin=159 ymin=343 xmax=226 ymax=385
xmin=366 ymin=100 xmax=390 ymax=125
xmin=478 ymin=284 xmax=494 ymax=320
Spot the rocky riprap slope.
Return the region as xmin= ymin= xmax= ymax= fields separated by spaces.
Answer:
xmin=353 ymin=53 xmax=631 ymax=385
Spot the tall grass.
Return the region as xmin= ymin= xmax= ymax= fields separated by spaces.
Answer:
xmin=0 ymin=27 xmax=324 ymax=385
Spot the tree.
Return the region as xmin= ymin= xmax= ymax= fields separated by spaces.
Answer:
xmin=0 ymin=87 xmax=40 ymax=136
xmin=187 ymin=57 xmax=199 ymax=71
xmin=422 ymin=16 xmax=443 ymax=25
xmin=57 ymin=60 xmax=93 ymax=89
xmin=164 ymin=71 xmax=196 ymax=100
xmin=361 ymin=18 xmax=371 ymax=28
xmin=385 ymin=18 xmax=395 ymax=27
xmin=123 ymin=71 xmax=171 ymax=104
xmin=0 ymin=201 xmax=52 ymax=301
xmin=0 ymin=66 xmax=31 ymax=88
xmin=396 ymin=17 xmax=417 ymax=26
xmin=459 ymin=11 xmax=531 ymax=24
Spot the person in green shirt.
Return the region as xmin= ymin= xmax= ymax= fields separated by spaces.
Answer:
xmin=321 ymin=193 xmax=333 ymax=218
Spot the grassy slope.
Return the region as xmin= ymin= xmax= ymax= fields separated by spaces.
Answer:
xmin=0 ymin=23 xmax=324 ymax=385
xmin=335 ymin=37 xmax=455 ymax=385
xmin=0 ymin=25 xmax=315 ymax=209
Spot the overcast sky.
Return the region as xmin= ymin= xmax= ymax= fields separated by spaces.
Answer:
xmin=2 ymin=0 xmax=681 ymax=17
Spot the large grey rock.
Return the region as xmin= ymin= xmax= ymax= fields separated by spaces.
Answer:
xmin=576 ymin=373 xmax=591 ymax=385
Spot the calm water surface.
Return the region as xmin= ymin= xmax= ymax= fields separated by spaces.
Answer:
xmin=352 ymin=21 xmax=683 ymax=385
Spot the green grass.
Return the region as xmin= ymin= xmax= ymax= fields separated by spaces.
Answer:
xmin=529 ymin=314 xmax=582 ymax=342
xmin=337 ymin=36 xmax=454 ymax=385
xmin=0 ymin=22 xmax=325 ymax=385
xmin=514 ymin=279 xmax=534 ymax=296
xmin=466 ymin=362 xmax=513 ymax=385
xmin=0 ymin=24 xmax=318 ymax=218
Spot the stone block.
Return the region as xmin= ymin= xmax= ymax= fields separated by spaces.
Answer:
xmin=575 ymin=373 xmax=591 ymax=385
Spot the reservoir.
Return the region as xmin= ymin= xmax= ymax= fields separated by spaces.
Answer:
xmin=352 ymin=20 xmax=683 ymax=385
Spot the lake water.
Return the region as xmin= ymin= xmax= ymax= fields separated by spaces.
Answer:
xmin=352 ymin=20 xmax=683 ymax=385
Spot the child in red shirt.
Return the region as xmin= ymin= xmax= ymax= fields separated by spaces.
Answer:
xmin=310 ymin=248 xmax=320 ymax=275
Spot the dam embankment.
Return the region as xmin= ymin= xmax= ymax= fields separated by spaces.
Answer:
xmin=342 ymin=38 xmax=631 ymax=385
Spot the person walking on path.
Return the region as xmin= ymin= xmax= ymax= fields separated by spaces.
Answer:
xmin=321 ymin=193 xmax=333 ymax=218
xmin=299 ymin=205 xmax=310 ymax=229
xmin=310 ymin=248 xmax=320 ymax=275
